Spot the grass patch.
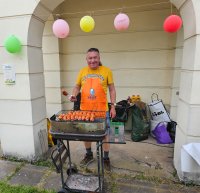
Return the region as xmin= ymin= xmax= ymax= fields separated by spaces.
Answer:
xmin=31 ymin=159 xmax=54 ymax=169
xmin=0 ymin=181 xmax=56 ymax=193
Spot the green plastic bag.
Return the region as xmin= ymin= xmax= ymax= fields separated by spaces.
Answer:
xmin=131 ymin=103 xmax=150 ymax=142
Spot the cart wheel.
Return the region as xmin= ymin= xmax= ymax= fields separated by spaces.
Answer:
xmin=102 ymin=186 xmax=106 ymax=193
xmin=57 ymin=188 xmax=70 ymax=193
xmin=66 ymin=163 xmax=78 ymax=175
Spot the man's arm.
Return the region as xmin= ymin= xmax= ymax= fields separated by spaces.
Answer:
xmin=72 ymin=84 xmax=81 ymax=96
xmin=108 ymin=83 xmax=116 ymax=118
xmin=70 ymin=84 xmax=81 ymax=102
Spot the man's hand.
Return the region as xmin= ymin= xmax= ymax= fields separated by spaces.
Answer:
xmin=68 ymin=95 xmax=77 ymax=102
xmin=110 ymin=106 xmax=116 ymax=119
xmin=68 ymin=84 xmax=80 ymax=102
xmin=62 ymin=89 xmax=76 ymax=102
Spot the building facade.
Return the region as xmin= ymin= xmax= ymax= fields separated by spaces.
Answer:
xmin=0 ymin=0 xmax=200 ymax=182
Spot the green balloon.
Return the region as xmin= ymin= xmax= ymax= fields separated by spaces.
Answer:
xmin=4 ymin=35 xmax=21 ymax=53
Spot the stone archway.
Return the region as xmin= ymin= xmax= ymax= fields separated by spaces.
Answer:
xmin=24 ymin=0 xmax=66 ymax=159
xmin=0 ymin=0 xmax=65 ymax=160
xmin=38 ymin=1 xmax=200 ymax=182
xmin=171 ymin=0 xmax=200 ymax=182
xmin=39 ymin=0 xmax=200 ymax=173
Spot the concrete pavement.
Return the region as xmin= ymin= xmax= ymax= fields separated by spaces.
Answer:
xmin=0 ymin=133 xmax=199 ymax=193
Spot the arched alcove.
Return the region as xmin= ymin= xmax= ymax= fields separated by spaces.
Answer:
xmin=36 ymin=2 xmax=200 ymax=184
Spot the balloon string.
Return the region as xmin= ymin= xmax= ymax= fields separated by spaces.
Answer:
xmin=120 ymin=6 xmax=125 ymax=13
xmin=52 ymin=1 xmax=170 ymax=16
xmin=120 ymin=0 xmax=125 ymax=13
xmin=90 ymin=11 xmax=95 ymax=17
xmin=170 ymin=3 xmax=173 ymax=14
xmin=55 ymin=14 xmax=61 ymax=19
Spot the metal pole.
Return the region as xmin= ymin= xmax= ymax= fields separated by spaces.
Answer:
xmin=96 ymin=141 xmax=102 ymax=193
xmin=100 ymin=141 xmax=104 ymax=191
xmin=58 ymin=140 xmax=64 ymax=188
xmin=66 ymin=140 xmax=72 ymax=174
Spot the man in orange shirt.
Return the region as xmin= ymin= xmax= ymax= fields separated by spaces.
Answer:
xmin=69 ymin=48 xmax=116 ymax=171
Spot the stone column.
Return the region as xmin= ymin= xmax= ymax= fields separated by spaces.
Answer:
xmin=0 ymin=0 xmax=64 ymax=160
xmin=171 ymin=0 xmax=200 ymax=182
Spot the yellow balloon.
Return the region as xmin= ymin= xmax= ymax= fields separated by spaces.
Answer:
xmin=80 ymin=16 xmax=95 ymax=32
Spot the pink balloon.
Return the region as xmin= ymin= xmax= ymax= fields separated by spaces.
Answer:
xmin=114 ymin=13 xmax=130 ymax=31
xmin=52 ymin=19 xmax=70 ymax=38
xmin=163 ymin=15 xmax=182 ymax=33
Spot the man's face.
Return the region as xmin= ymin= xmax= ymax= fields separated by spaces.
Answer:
xmin=86 ymin=51 xmax=100 ymax=69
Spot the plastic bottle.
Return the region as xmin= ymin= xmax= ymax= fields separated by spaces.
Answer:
xmin=131 ymin=95 xmax=135 ymax=103
xmin=136 ymin=95 xmax=141 ymax=101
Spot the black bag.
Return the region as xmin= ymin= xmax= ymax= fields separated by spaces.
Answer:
xmin=131 ymin=102 xmax=150 ymax=142
xmin=109 ymin=100 xmax=130 ymax=122
xmin=167 ymin=121 xmax=177 ymax=143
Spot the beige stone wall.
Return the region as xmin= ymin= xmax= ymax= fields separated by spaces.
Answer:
xmin=43 ymin=15 xmax=63 ymax=118
xmin=172 ymin=0 xmax=200 ymax=182
xmin=43 ymin=0 xmax=182 ymax=120
xmin=0 ymin=0 xmax=65 ymax=159
xmin=170 ymin=29 xmax=183 ymax=120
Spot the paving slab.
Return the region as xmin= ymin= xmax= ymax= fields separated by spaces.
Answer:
xmin=43 ymin=171 xmax=65 ymax=191
xmin=110 ymin=135 xmax=174 ymax=177
xmin=118 ymin=178 xmax=156 ymax=188
xmin=114 ymin=178 xmax=155 ymax=193
xmin=65 ymin=133 xmax=175 ymax=178
xmin=118 ymin=184 xmax=155 ymax=193
xmin=9 ymin=164 xmax=48 ymax=186
xmin=155 ymin=184 xmax=200 ymax=193
xmin=0 ymin=160 xmax=21 ymax=180
xmin=117 ymin=179 xmax=200 ymax=193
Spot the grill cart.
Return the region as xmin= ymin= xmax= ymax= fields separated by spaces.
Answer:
xmin=50 ymin=110 xmax=111 ymax=193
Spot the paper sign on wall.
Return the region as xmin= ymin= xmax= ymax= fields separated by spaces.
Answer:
xmin=2 ymin=64 xmax=16 ymax=85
